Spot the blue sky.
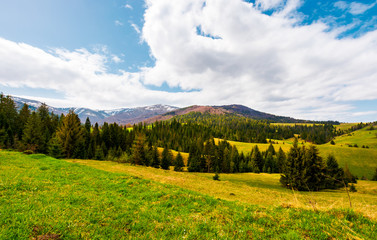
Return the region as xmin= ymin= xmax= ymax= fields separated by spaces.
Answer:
xmin=0 ymin=0 xmax=377 ymax=122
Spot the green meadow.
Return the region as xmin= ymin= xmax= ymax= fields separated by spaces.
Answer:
xmin=215 ymin=126 xmax=377 ymax=179
xmin=1 ymin=150 xmax=377 ymax=239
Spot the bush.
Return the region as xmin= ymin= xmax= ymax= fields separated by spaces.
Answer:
xmin=213 ymin=173 xmax=220 ymax=181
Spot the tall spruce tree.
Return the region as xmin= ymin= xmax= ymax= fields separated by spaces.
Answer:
xmin=150 ymin=146 xmax=160 ymax=168
xmin=325 ymin=154 xmax=344 ymax=189
xmin=251 ymin=145 xmax=263 ymax=173
xmin=0 ymin=94 xmax=19 ymax=148
xmin=56 ymin=110 xmax=85 ymax=158
xmin=18 ymin=103 xmax=30 ymax=140
xmin=174 ymin=152 xmax=184 ymax=171
xmin=161 ymin=146 xmax=172 ymax=170
xmin=131 ymin=134 xmax=146 ymax=165
xmin=23 ymin=112 xmax=43 ymax=152
xmin=303 ymin=145 xmax=325 ymax=191
xmin=280 ymin=138 xmax=304 ymax=189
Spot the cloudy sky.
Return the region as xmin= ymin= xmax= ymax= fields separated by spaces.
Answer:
xmin=1 ymin=0 xmax=377 ymax=122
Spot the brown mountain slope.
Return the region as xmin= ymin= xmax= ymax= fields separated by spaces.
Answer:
xmin=143 ymin=105 xmax=229 ymax=124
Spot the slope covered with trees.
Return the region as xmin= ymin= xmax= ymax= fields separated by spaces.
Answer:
xmin=0 ymin=94 xmax=360 ymax=191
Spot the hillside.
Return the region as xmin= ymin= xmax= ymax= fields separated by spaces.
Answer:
xmin=144 ymin=104 xmax=338 ymax=124
xmin=1 ymin=150 xmax=376 ymax=239
xmin=213 ymin=125 xmax=377 ymax=179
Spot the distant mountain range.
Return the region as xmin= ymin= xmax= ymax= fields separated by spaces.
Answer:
xmin=13 ymin=97 xmax=178 ymax=125
xmin=12 ymin=96 xmax=337 ymax=125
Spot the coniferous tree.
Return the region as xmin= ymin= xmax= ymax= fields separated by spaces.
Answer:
xmin=0 ymin=94 xmax=19 ymax=148
xmin=303 ymin=145 xmax=325 ymax=191
xmin=150 ymin=146 xmax=160 ymax=168
xmin=84 ymin=117 xmax=91 ymax=158
xmin=37 ymin=103 xmax=52 ymax=153
xmin=280 ymin=138 xmax=303 ymax=189
xmin=22 ymin=112 xmax=43 ymax=152
xmin=263 ymin=152 xmax=274 ymax=173
xmin=251 ymin=145 xmax=263 ymax=173
xmin=131 ymin=134 xmax=146 ymax=165
xmin=48 ymin=136 xmax=63 ymax=158
xmin=161 ymin=147 xmax=172 ymax=170
xmin=188 ymin=147 xmax=201 ymax=172
xmin=267 ymin=143 xmax=276 ymax=155
xmin=56 ymin=110 xmax=85 ymax=158
xmin=276 ymin=147 xmax=286 ymax=173
xmin=174 ymin=152 xmax=184 ymax=171
xmin=94 ymin=145 xmax=105 ymax=160
xmin=325 ymin=154 xmax=344 ymax=188
xmin=18 ymin=103 xmax=30 ymax=140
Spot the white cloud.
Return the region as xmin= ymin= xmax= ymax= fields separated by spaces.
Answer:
xmin=255 ymin=0 xmax=285 ymax=11
xmin=124 ymin=4 xmax=133 ymax=10
xmin=141 ymin=0 xmax=377 ymax=120
xmin=352 ymin=111 xmax=377 ymax=117
xmin=1 ymin=0 xmax=377 ymax=122
xmin=349 ymin=1 xmax=376 ymax=15
xmin=334 ymin=1 xmax=376 ymax=15
xmin=112 ymin=55 xmax=122 ymax=63
xmin=334 ymin=1 xmax=348 ymax=10
xmin=130 ymin=22 xmax=141 ymax=34
xmin=115 ymin=20 xmax=124 ymax=26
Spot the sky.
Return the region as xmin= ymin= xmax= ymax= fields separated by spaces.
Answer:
xmin=1 ymin=0 xmax=377 ymax=122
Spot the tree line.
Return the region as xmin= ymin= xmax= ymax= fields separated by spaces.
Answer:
xmin=0 ymin=94 xmax=357 ymax=191
xmin=172 ymin=112 xmax=340 ymax=144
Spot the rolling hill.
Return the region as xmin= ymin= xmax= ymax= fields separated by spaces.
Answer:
xmin=143 ymin=104 xmax=326 ymax=124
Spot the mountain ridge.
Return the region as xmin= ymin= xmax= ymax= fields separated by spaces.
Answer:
xmin=11 ymin=96 xmax=338 ymax=125
xmin=13 ymin=96 xmax=178 ymax=124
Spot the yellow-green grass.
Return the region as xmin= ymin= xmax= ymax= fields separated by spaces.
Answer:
xmin=335 ymin=123 xmax=361 ymax=131
xmin=271 ymin=123 xmax=320 ymax=127
xmin=157 ymin=147 xmax=189 ymax=165
xmin=4 ymin=150 xmax=377 ymax=239
xmin=216 ymin=126 xmax=377 ymax=179
xmin=329 ymin=127 xmax=377 ymax=149
xmin=67 ymin=159 xmax=377 ymax=220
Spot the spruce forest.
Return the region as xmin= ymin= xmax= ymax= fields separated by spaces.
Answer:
xmin=0 ymin=94 xmax=362 ymax=191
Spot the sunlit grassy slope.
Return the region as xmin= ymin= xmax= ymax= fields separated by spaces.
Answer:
xmin=215 ymin=125 xmax=377 ymax=179
xmin=3 ymin=151 xmax=377 ymax=239
xmin=67 ymin=159 xmax=377 ymax=221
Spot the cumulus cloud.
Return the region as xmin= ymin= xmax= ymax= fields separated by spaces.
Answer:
xmin=0 ymin=37 xmax=186 ymax=109
xmin=1 ymin=0 xmax=377 ymax=121
xmin=141 ymin=0 xmax=377 ymax=120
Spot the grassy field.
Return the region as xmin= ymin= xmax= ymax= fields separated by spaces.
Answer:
xmin=1 ymin=150 xmax=376 ymax=239
xmin=1 ymin=150 xmax=377 ymax=239
xmin=67 ymin=159 xmax=377 ymax=220
xmin=157 ymin=147 xmax=189 ymax=165
xmin=215 ymin=126 xmax=377 ymax=179
xmin=335 ymin=123 xmax=361 ymax=131
xmin=329 ymin=126 xmax=377 ymax=149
